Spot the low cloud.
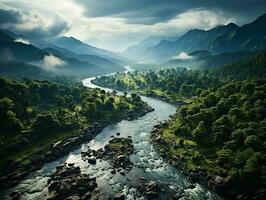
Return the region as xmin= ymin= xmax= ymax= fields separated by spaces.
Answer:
xmin=172 ymin=52 xmax=194 ymax=60
xmin=15 ymin=38 xmax=30 ymax=45
xmin=37 ymin=54 xmax=66 ymax=71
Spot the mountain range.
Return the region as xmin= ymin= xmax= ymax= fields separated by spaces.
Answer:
xmin=1 ymin=13 xmax=266 ymax=80
xmin=123 ymin=13 xmax=266 ymax=63
xmin=0 ymin=30 xmax=125 ymax=80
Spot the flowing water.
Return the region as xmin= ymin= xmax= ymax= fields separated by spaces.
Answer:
xmin=1 ymin=68 xmax=222 ymax=200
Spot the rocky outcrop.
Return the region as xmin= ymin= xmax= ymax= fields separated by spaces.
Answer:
xmin=45 ymin=123 xmax=105 ymax=163
xmin=126 ymin=106 xmax=154 ymax=121
xmin=82 ymin=137 xmax=134 ymax=172
xmin=47 ymin=163 xmax=97 ymax=200
xmin=0 ymin=122 xmax=105 ymax=191
xmin=137 ymin=177 xmax=159 ymax=199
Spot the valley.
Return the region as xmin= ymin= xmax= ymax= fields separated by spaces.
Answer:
xmin=0 ymin=3 xmax=266 ymax=200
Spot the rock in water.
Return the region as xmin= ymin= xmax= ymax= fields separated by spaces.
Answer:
xmin=88 ymin=157 xmax=97 ymax=164
xmin=114 ymin=192 xmax=125 ymax=200
xmin=138 ymin=179 xmax=159 ymax=199
xmin=47 ymin=163 xmax=97 ymax=199
xmin=81 ymin=137 xmax=134 ymax=172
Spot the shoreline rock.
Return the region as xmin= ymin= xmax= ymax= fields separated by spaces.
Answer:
xmin=0 ymin=103 xmax=154 ymax=192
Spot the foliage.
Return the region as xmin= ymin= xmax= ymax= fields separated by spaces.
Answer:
xmin=93 ymin=68 xmax=220 ymax=104
xmin=0 ymin=76 xmax=148 ymax=166
xmin=162 ymin=78 xmax=266 ymax=197
xmin=211 ymin=52 xmax=266 ymax=80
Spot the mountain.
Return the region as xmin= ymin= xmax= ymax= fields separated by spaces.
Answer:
xmin=176 ymin=23 xmax=238 ymax=52
xmin=122 ymin=36 xmax=165 ymax=59
xmin=145 ymin=23 xmax=239 ymax=62
xmin=0 ymin=31 xmax=47 ymax=62
xmin=0 ymin=30 xmax=123 ymax=79
xmin=189 ymin=50 xmax=212 ymax=59
xmin=211 ymin=51 xmax=266 ymax=79
xmin=44 ymin=46 xmax=123 ymax=74
xmin=209 ymin=13 xmax=266 ymax=53
xmin=0 ymin=30 xmax=15 ymax=42
xmin=145 ymin=13 xmax=266 ymax=63
xmin=52 ymin=36 xmax=126 ymax=64
xmin=165 ymin=51 xmax=255 ymax=70
xmin=122 ymin=35 xmax=181 ymax=62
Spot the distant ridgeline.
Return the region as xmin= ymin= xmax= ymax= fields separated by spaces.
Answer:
xmin=93 ymin=51 xmax=266 ymax=199
xmin=123 ymin=13 xmax=266 ymax=64
xmin=0 ymin=11 xmax=266 ymax=199
xmin=0 ymin=29 xmax=124 ymax=81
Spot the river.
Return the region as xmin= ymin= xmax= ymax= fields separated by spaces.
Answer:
xmin=2 ymin=68 xmax=222 ymax=200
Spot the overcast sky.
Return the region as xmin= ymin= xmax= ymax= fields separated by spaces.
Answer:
xmin=0 ymin=0 xmax=266 ymax=52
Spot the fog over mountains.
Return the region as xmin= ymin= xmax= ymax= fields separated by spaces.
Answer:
xmin=1 ymin=12 xmax=266 ymax=80
xmin=123 ymin=13 xmax=266 ymax=63
xmin=0 ymin=29 xmax=125 ymax=79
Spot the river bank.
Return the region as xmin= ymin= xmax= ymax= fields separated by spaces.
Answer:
xmin=150 ymin=118 xmax=250 ymax=200
xmin=1 ymin=70 xmax=222 ymax=200
xmin=0 ymin=103 xmax=153 ymax=195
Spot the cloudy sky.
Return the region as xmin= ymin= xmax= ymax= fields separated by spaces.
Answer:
xmin=0 ymin=0 xmax=266 ymax=52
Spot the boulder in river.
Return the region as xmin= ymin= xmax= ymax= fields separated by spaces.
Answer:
xmin=88 ymin=157 xmax=97 ymax=164
xmin=47 ymin=163 xmax=97 ymax=199
xmin=114 ymin=192 xmax=125 ymax=200
xmin=81 ymin=137 xmax=134 ymax=171
xmin=138 ymin=178 xmax=159 ymax=199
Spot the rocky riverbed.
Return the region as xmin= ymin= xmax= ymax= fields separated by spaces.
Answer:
xmin=81 ymin=137 xmax=134 ymax=173
xmin=0 ymin=104 xmax=153 ymax=194
xmin=0 ymin=74 xmax=222 ymax=200
xmin=47 ymin=163 xmax=98 ymax=200
xmin=0 ymin=122 xmax=105 ymax=192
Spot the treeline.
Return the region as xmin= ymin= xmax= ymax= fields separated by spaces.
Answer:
xmin=0 ymin=76 xmax=147 ymax=167
xmin=94 ymin=53 xmax=266 ymax=198
xmin=93 ymin=68 xmax=220 ymax=104
xmin=94 ymin=52 xmax=266 ymax=105
xmin=211 ymin=52 xmax=266 ymax=80
xmin=0 ymin=60 xmax=79 ymax=84
xmin=167 ymin=78 xmax=266 ymax=197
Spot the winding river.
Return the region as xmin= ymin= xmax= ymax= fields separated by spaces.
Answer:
xmin=2 ymin=68 xmax=222 ymax=200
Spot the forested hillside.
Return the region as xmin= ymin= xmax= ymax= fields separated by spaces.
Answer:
xmin=0 ymin=77 xmax=150 ymax=181
xmin=211 ymin=52 xmax=266 ymax=79
xmin=93 ymin=55 xmax=266 ymax=199
xmin=153 ymin=78 xmax=266 ymax=198
xmin=93 ymin=68 xmax=220 ymax=104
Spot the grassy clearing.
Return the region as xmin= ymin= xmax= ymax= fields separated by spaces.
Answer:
xmin=161 ymin=119 xmax=219 ymax=174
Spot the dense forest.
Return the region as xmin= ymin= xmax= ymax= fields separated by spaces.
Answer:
xmin=94 ymin=52 xmax=266 ymax=104
xmin=93 ymin=68 xmax=220 ymax=104
xmin=211 ymin=52 xmax=266 ymax=79
xmin=0 ymin=77 xmax=149 ymax=174
xmin=1 ymin=3 xmax=266 ymax=199
xmin=156 ymin=78 xmax=266 ymax=198
xmin=93 ymin=54 xmax=266 ymax=198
